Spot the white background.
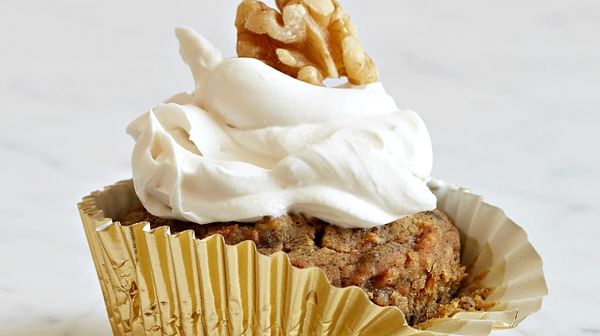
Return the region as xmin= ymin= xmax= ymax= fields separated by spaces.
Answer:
xmin=1 ymin=0 xmax=599 ymax=335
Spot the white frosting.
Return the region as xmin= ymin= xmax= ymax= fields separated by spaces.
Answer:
xmin=127 ymin=27 xmax=436 ymax=229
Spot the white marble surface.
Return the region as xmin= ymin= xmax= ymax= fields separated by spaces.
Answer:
xmin=1 ymin=0 xmax=599 ymax=335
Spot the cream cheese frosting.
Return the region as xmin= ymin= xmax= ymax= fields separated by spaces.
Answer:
xmin=127 ymin=27 xmax=436 ymax=229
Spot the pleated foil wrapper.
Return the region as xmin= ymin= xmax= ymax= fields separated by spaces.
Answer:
xmin=78 ymin=179 xmax=547 ymax=336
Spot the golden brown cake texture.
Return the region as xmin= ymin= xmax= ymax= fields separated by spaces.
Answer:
xmin=120 ymin=204 xmax=486 ymax=325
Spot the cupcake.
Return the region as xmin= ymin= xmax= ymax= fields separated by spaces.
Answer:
xmin=79 ymin=0 xmax=547 ymax=335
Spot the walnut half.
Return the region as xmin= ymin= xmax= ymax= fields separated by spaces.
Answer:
xmin=235 ymin=0 xmax=379 ymax=86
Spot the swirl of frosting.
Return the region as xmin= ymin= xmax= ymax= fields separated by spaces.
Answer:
xmin=127 ymin=27 xmax=436 ymax=229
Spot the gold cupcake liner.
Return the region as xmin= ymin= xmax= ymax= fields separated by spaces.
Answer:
xmin=79 ymin=180 xmax=547 ymax=336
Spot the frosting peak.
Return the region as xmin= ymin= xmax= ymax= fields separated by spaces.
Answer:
xmin=128 ymin=27 xmax=436 ymax=229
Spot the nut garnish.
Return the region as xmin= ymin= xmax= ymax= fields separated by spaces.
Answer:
xmin=235 ymin=0 xmax=379 ymax=86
